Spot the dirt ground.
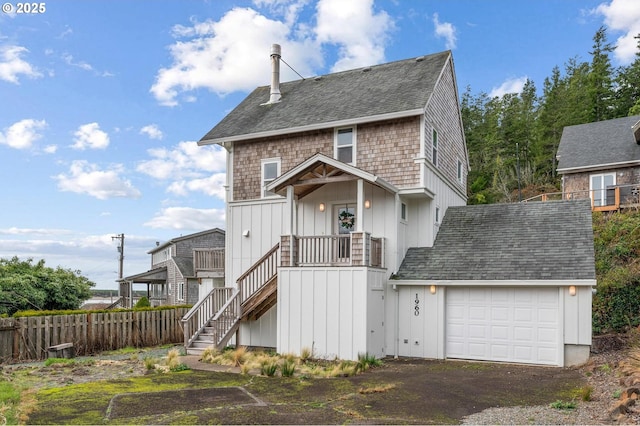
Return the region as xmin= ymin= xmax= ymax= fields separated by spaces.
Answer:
xmin=2 ymin=346 xmax=598 ymax=425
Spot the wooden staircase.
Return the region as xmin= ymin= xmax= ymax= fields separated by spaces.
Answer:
xmin=182 ymin=244 xmax=279 ymax=355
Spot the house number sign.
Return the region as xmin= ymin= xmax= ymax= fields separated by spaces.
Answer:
xmin=414 ymin=293 xmax=420 ymax=316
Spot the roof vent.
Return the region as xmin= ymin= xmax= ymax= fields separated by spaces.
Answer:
xmin=633 ymin=120 xmax=640 ymax=145
xmin=415 ymin=56 xmax=425 ymax=62
xmin=314 ymin=76 xmax=322 ymax=81
xmin=262 ymin=44 xmax=281 ymax=105
xmin=362 ymin=67 xmax=372 ymax=72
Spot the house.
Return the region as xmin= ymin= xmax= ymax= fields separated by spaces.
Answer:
xmin=184 ymin=45 xmax=593 ymax=367
xmin=393 ymin=200 xmax=595 ymax=366
xmin=119 ymin=228 xmax=225 ymax=308
xmin=557 ymin=114 xmax=640 ymax=211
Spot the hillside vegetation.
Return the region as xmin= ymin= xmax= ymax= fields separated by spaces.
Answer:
xmin=593 ymin=210 xmax=640 ymax=334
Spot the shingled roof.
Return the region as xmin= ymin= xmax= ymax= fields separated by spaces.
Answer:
xmin=395 ymin=200 xmax=595 ymax=281
xmin=199 ymin=50 xmax=451 ymax=144
xmin=557 ymin=115 xmax=640 ymax=173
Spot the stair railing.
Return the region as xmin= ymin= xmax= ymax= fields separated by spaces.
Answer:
xmin=237 ymin=243 xmax=279 ymax=305
xmin=181 ymin=287 xmax=235 ymax=347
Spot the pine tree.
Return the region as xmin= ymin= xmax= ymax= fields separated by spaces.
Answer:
xmin=588 ymin=26 xmax=616 ymax=121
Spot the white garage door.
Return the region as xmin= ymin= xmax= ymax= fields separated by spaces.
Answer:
xmin=446 ymin=287 xmax=560 ymax=366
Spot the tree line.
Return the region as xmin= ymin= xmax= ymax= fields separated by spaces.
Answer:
xmin=462 ymin=27 xmax=640 ymax=205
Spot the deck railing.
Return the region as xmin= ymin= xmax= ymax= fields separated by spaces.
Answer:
xmin=286 ymin=233 xmax=384 ymax=268
xmin=193 ymin=248 xmax=225 ymax=272
xmin=522 ymin=184 xmax=640 ymax=212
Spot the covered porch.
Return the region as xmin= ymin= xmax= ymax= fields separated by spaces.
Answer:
xmin=118 ymin=267 xmax=168 ymax=308
xmin=266 ymin=153 xmax=394 ymax=269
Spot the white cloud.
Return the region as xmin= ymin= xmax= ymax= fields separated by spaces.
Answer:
xmin=167 ymin=173 xmax=227 ymax=199
xmin=0 ymin=227 xmax=72 ymax=237
xmin=433 ymin=13 xmax=457 ymax=50
xmin=71 ymin=122 xmax=110 ymax=150
xmin=55 ymin=160 xmax=141 ymax=200
xmin=62 ymin=52 xmax=113 ymax=77
xmin=140 ymin=124 xmax=164 ymax=140
xmin=315 ymin=0 xmax=394 ymax=72
xmin=595 ymin=0 xmax=640 ymax=64
xmin=0 ymin=45 xmax=42 ymax=84
xmin=43 ymin=145 xmax=58 ymax=154
xmin=0 ymin=118 xmax=47 ymax=149
xmin=489 ymin=76 xmax=528 ymax=98
xmin=144 ymin=207 xmax=225 ymax=230
xmin=137 ymin=142 xmax=226 ymax=197
xmin=152 ymin=7 xmax=315 ymax=106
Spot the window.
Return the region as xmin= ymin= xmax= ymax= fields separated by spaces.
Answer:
xmin=401 ymin=203 xmax=407 ymax=221
xmin=335 ymin=127 xmax=355 ymax=165
xmin=178 ymin=281 xmax=184 ymax=301
xmin=457 ymin=159 xmax=463 ymax=183
xmin=590 ymin=173 xmax=615 ymax=207
xmin=261 ymin=158 xmax=281 ymax=198
xmin=432 ymin=128 xmax=438 ymax=167
xmin=435 ymin=206 xmax=440 ymax=224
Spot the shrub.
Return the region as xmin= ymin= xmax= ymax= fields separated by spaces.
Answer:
xmin=260 ymin=361 xmax=278 ymax=377
xmin=134 ymin=297 xmax=151 ymax=309
xmin=549 ymin=400 xmax=576 ymax=410
xmin=281 ymin=359 xmax=296 ymax=377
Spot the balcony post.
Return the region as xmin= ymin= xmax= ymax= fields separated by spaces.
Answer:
xmin=356 ymin=179 xmax=364 ymax=232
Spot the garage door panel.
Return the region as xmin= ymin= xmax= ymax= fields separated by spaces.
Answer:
xmin=514 ymin=307 xmax=533 ymax=321
xmin=491 ymin=307 xmax=509 ymax=321
xmin=447 ymin=287 xmax=560 ymax=366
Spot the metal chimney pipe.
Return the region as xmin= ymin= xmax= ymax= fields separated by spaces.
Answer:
xmin=268 ymin=44 xmax=281 ymax=104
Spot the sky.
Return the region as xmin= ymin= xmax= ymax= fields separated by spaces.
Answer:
xmin=1 ymin=0 xmax=639 ymax=290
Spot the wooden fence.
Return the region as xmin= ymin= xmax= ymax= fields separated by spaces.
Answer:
xmin=0 ymin=308 xmax=188 ymax=364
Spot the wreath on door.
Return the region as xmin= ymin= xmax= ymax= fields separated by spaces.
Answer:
xmin=338 ymin=209 xmax=355 ymax=229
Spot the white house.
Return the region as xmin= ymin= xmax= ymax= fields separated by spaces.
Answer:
xmin=182 ymin=45 xmax=595 ymax=367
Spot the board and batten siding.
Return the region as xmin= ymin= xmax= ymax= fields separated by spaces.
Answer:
xmin=278 ymin=267 xmax=386 ymax=360
xmin=227 ymin=198 xmax=286 ymax=286
xmin=392 ymin=282 xmax=593 ymax=366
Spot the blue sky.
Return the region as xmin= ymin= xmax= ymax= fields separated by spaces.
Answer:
xmin=1 ymin=0 xmax=639 ymax=290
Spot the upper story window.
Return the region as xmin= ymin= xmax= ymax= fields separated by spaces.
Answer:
xmin=457 ymin=159 xmax=463 ymax=184
xmin=261 ymin=158 xmax=281 ymax=198
xmin=432 ymin=128 xmax=438 ymax=167
xmin=335 ymin=127 xmax=356 ymax=165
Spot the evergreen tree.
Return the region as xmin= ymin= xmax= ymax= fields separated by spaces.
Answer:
xmin=614 ymin=34 xmax=640 ymax=117
xmin=588 ymin=26 xmax=616 ymax=121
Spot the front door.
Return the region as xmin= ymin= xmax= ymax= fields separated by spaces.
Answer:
xmin=334 ymin=205 xmax=356 ymax=261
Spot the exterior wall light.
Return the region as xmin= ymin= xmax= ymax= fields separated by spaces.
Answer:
xmin=319 ymin=203 xmax=325 ymax=212
xmin=365 ymin=200 xmax=371 ymax=209
xmin=569 ymin=285 xmax=576 ymax=296
xmin=430 ymin=285 xmax=436 ymax=294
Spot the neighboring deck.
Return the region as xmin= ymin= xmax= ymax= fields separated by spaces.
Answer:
xmin=524 ymin=184 xmax=640 ymax=212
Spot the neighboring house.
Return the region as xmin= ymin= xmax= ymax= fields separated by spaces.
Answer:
xmin=557 ymin=115 xmax=640 ymax=211
xmin=393 ymin=201 xmax=595 ymax=367
xmin=119 ymin=229 xmax=225 ymax=308
xmin=184 ymin=45 xmax=593 ymax=367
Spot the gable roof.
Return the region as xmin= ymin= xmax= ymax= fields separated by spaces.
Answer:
xmin=199 ymin=51 xmax=451 ymax=145
xmin=557 ymin=115 xmax=640 ymax=173
xmin=266 ymin=152 xmax=397 ymax=198
xmin=395 ymin=200 xmax=595 ymax=281
xmin=150 ymin=228 xmax=225 ymax=254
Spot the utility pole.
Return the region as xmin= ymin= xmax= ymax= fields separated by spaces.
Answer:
xmin=111 ymin=234 xmax=125 ymax=280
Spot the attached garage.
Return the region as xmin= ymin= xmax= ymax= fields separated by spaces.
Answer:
xmin=392 ymin=201 xmax=596 ymax=367
xmin=446 ymin=287 xmax=560 ymax=365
